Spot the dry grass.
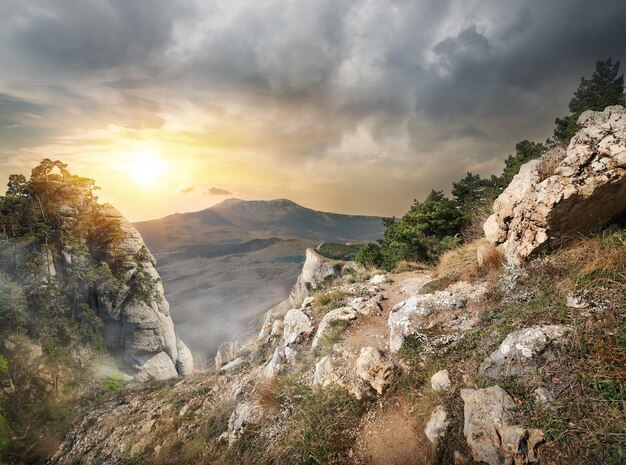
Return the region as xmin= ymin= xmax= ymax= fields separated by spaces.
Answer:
xmin=554 ymin=229 xmax=626 ymax=292
xmin=436 ymin=239 xmax=504 ymax=282
xmin=393 ymin=260 xmax=429 ymax=273
xmin=537 ymin=148 xmax=567 ymax=181
xmin=462 ymin=203 xmax=494 ymax=243
xmin=253 ymin=377 xmax=281 ymax=411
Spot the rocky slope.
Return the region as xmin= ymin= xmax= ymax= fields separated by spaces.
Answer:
xmin=134 ymin=199 xmax=385 ymax=360
xmin=48 ymin=109 xmax=625 ymax=465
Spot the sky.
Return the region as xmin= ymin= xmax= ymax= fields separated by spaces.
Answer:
xmin=1 ymin=0 xmax=625 ymax=221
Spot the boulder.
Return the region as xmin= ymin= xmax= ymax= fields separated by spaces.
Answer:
xmin=311 ymin=307 xmax=357 ymax=350
xmin=369 ymin=274 xmax=389 ymax=285
xmin=355 ymin=347 xmax=398 ymax=395
xmin=221 ymin=357 xmax=245 ymax=372
xmin=313 ymin=354 xmax=341 ymax=387
xmin=282 ymin=309 xmax=314 ymax=345
xmin=480 ymin=325 xmax=572 ymax=379
xmin=431 ymin=369 xmax=452 ymax=392
xmin=484 ymin=105 xmax=626 ymax=264
xmin=461 ymin=386 xmax=543 ymax=465
xmin=175 ymin=338 xmax=194 ymax=376
xmin=347 ymin=294 xmax=383 ymax=316
xmin=227 ymin=402 xmax=264 ymax=445
xmin=424 ymin=405 xmax=449 ymax=444
xmin=388 ymin=292 xmax=466 ymax=352
xmin=289 ymin=249 xmax=343 ymax=308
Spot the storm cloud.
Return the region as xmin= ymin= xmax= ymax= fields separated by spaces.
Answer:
xmin=1 ymin=0 xmax=625 ymax=218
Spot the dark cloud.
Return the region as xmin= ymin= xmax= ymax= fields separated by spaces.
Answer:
xmin=0 ymin=0 xmax=625 ymax=213
xmin=207 ymin=187 xmax=233 ymax=196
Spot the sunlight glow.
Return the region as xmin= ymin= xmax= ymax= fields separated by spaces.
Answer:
xmin=123 ymin=147 xmax=168 ymax=188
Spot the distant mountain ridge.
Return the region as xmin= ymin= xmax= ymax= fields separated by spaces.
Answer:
xmin=135 ymin=198 xmax=384 ymax=261
xmin=133 ymin=199 xmax=385 ymax=359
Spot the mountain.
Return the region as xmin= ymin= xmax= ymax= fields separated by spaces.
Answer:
xmin=133 ymin=199 xmax=384 ymax=361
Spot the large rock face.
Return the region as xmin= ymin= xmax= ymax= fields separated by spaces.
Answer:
xmin=289 ymin=248 xmax=343 ymax=307
xmin=91 ymin=205 xmax=192 ymax=381
xmin=485 ymin=105 xmax=626 ymax=264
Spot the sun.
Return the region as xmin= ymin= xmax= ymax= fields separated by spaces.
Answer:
xmin=123 ymin=148 xmax=167 ymax=188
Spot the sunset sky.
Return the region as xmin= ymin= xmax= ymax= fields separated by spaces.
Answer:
xmin=1 ymin=0 xmax=625 ymax=221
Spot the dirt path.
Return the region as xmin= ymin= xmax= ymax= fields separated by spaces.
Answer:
xmin=342 ymin=271 xmax=435 ymax=465
xmin=342 ymin=271 xmax=432 ymax=353
xmin=354 ymin=396 xmax=435 ymax=465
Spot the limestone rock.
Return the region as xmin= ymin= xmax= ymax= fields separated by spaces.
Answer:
xmin=311 ymin=307 xmax=357 ymax=349
xmin=424 ymin=405 xmax=449 ymax=444
xmin=130 ymin=351 xmax=178 ymax=382
xmin=388 ymin=292 xmax=466 ymax=352
xmin=289 ymin=249 xmax=343 ymax=307
xmin=264 ymin=347 xmax=286 ymax=379
xmin=221 ymin=357 xmax=245 ymax=372
xmin=484 ymin=105 xmax=626 ymax=264
xmin=91 ymin=205 xmax=191 ymax=381
xmin=227 ymin=402 xmax=264 ymax=445
xmin=461 ymin=386 xmax=543 ymax=465
xmin=347 ymin=294 xmax=383 ymax=316
xmin=215 ymin=340 xmax=243 ymax=369
xmin=431 ymin=369 xmax=452 ymax=392
xmin=480 ymin=325 xmax=572 ymax=379
xmin=355 ymin=347 xmax=398 ymax=395
xmin=282 ymin=309 xmax=314 ymax=345
xmin=313 ymin=354 xmax=341 ymax=387
xmin=369 ymin=274 xmax=388 ymax=285
xmin=176 ymin=338 xmax=194 ymax=376
xmin=533 ymin=387 xmax=553 ymax=404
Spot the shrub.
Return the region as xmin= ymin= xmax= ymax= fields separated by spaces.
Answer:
xmin=355 ymin=243 xmax=383 ymax=268
xmin=100 ymin=372 xmax=125 ymax=392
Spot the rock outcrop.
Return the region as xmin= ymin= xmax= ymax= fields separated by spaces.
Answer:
xmin=91 ymin=205 xmax=192 ymax=381
xmin=388 ymin=292 xmax=467 ymax=352
xmin=461 ymin=386 xmax=543 ymax=465
xmin=289 ymin=248 xmax=344 ymax=307
xmin=311 ymin=306 xmax=357 ymax=350
xmin=485 ymin=105 xmax=626 ymax=264
xmin=282 ymin=308 xmax=314 ymax=345
xmin=480 ymin=325 xmax=572 ymax=379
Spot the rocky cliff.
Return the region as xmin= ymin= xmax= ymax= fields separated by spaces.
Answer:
xmin=90 ymin=205 xmax=193 ymax=381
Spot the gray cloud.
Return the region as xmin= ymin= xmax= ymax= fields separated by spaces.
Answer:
xmin=0 ymin=0 xmax=625 ymax=214
xmin=207 ymin=187 xmax=233 ymax=196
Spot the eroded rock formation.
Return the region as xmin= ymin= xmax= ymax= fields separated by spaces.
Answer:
xmin=485 ymin=105 xmax=626 ymax=264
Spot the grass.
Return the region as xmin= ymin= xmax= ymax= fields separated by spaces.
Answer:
xmin=313 ymin=290 xmax=350 ymax=318
xmin=268 ymin=383 xmax=366 ymax=465
xmin=436 ymin=239 xmax=504 ymax=283
xmin=314 ymin=320 xmax=350 ymax=357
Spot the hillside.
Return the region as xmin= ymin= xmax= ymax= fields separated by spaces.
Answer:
xmin=134 ymin=199 xmax=384 ymax=360
xmin=0 ymin=161 xmax=191 ymax=463
xmin=48 ymin=106 xmax=626 ymax=465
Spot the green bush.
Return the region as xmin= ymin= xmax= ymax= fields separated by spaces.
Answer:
xmin=100 ymin=372 xmax=125 ymax=392
xmin=355 ymin=243 xmax=383 ymax=267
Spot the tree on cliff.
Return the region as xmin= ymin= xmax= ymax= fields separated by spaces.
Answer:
xmin=554 ymin=58 xmax=625 ymax=144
